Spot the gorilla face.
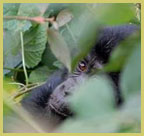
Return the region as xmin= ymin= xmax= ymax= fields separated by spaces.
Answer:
xmin=48 ymin=54 xmax=103 ymax=117
xmin=48 ymin=73 xmax=86 ymax=117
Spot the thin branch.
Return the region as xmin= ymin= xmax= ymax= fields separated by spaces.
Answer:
xmin=12 ymin=82 xmax=45 ymax=99
xmin=9 ymin=82 xmax=25 ymax=88
xmin=4 ymin=16 xmax=55 ymax=24
xmin=20 ymin=32 xmax=29 ymax=86
xmin=4 ymin=67 xmax=31 ymax=72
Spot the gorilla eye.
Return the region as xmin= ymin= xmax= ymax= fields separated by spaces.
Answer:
xmin=78 ymin=61 xmax=87 ymax=72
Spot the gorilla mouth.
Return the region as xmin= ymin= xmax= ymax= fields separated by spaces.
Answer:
xmin=49 ymin=103 xmax=69 ymax=117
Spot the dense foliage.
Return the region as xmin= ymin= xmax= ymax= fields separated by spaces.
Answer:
xmin=3 ymin=3 xmax=141 ymax=133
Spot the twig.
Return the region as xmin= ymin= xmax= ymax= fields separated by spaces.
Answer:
xmin=12 ymin=82 xmax=45 ymax=99
xmin=4 ymin=16 xmax=55 ymax=24
xmin=4 ymin=67 xmax=31 ymax=72
xmin=20 ymin=32 xmax=29 ymax=86
xmin=9 ymin=82 xmax=25 ymax=88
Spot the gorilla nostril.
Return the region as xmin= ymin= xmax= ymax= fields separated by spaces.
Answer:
xmin=64 ymin=91 xmax=70 ymax=96
xmin=61 ymin=84 xmax=65 ymax=90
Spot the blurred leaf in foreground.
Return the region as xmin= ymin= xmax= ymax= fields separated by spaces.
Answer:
xmin=69 ymin=76 xmax=115 ymax=119
xmin=120 ymin=44 xmax=141 ymax=98
xmin=58 ymin=93 xmax=140 ymax=133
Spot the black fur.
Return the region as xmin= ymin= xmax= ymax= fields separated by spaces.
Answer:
xmin=22 ymin=69 xmax=68 ymax=119
xmin=21 ymin=24 xmax=138 ymax=123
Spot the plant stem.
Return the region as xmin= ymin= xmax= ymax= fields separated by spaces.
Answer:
xmin=12 ymin=82 xmax=44 ymax=99
xmin=20 ymin=32 xmax=29 ymax=86
xmin=4 ymin=16 xmax=55 ymax=23
xmin=4 ymin=67 xmax=31 ymax=72
xmin=4 ymin=67 xmax=24 ymax=72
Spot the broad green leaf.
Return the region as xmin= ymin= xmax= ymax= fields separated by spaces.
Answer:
xmin=24 ymin=23 xmax=48 ymax=68
xmin=120 ymin=44 xmax=141 ymax=98
xmin=69 ymin=76 xmax=115 ymax=119
xmin=3 ymin=30 xmax=21 ymax=75
xmin=47 ymin=29 xmax=71 ymax=71
xmin=92 ymin=4 xmax=135 ymax=25
xmin=3 ymin=3 xmax=20 ymax=16
xmin=29 ymin=66 xmax=53 ymax=83
xmin=59 ymin=114 xmax=118 ymax=133
xmin=118 ymin=94 xmax=141 ymax=132
xmin=59 ymin=94 xmax=140 ymax=133
xmin=18 ymin=3 xmax=41 ymax=17
xmin=4 ymin=19 xmax=32 ymax=32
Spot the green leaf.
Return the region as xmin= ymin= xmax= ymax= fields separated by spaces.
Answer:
xmin=69 ymin=76 xmax=115 ymax=119
xmin=3 ymin=31 xmax=21 ymax=75
xmin=4 ymin=3 xmax=41 ymax=32
xmin=59 ymin=114 xmax=118 ymax=133
xmin=53 ymin=60 xmax=64 ymax=69
xmin=47 ymin=29 xmax=71 ymax=71
xmin=3 ymin=3 xmax=20 ymax=16
xmin=59 ymin=94 xmax=141 ymax=133
xmin=118 ymin=94 xmax=141 ymax=132
xmin=24 ymin=23 xmax=48 ymax=68
xmin=120 ymin=44 xmax=141 ymax=98
xmin=93 ymin=4 xmax=135 ymax=25
xmin=29 ymin=66 xmax=53 ymax=83
xmin=56 ymin=9 xmax=73 ymax=27
xmin=41 ymin=44 xmax=58 ymax=69
xmin=18 ymin=3 xmax=41 ymax=17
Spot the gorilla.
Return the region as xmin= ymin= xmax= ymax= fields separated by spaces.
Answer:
xmin=21 ymin=24 xmax=138 ymax=127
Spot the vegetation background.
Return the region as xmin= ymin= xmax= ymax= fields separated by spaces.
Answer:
xmin=3 ymin=3 xmax=141 ymax=133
